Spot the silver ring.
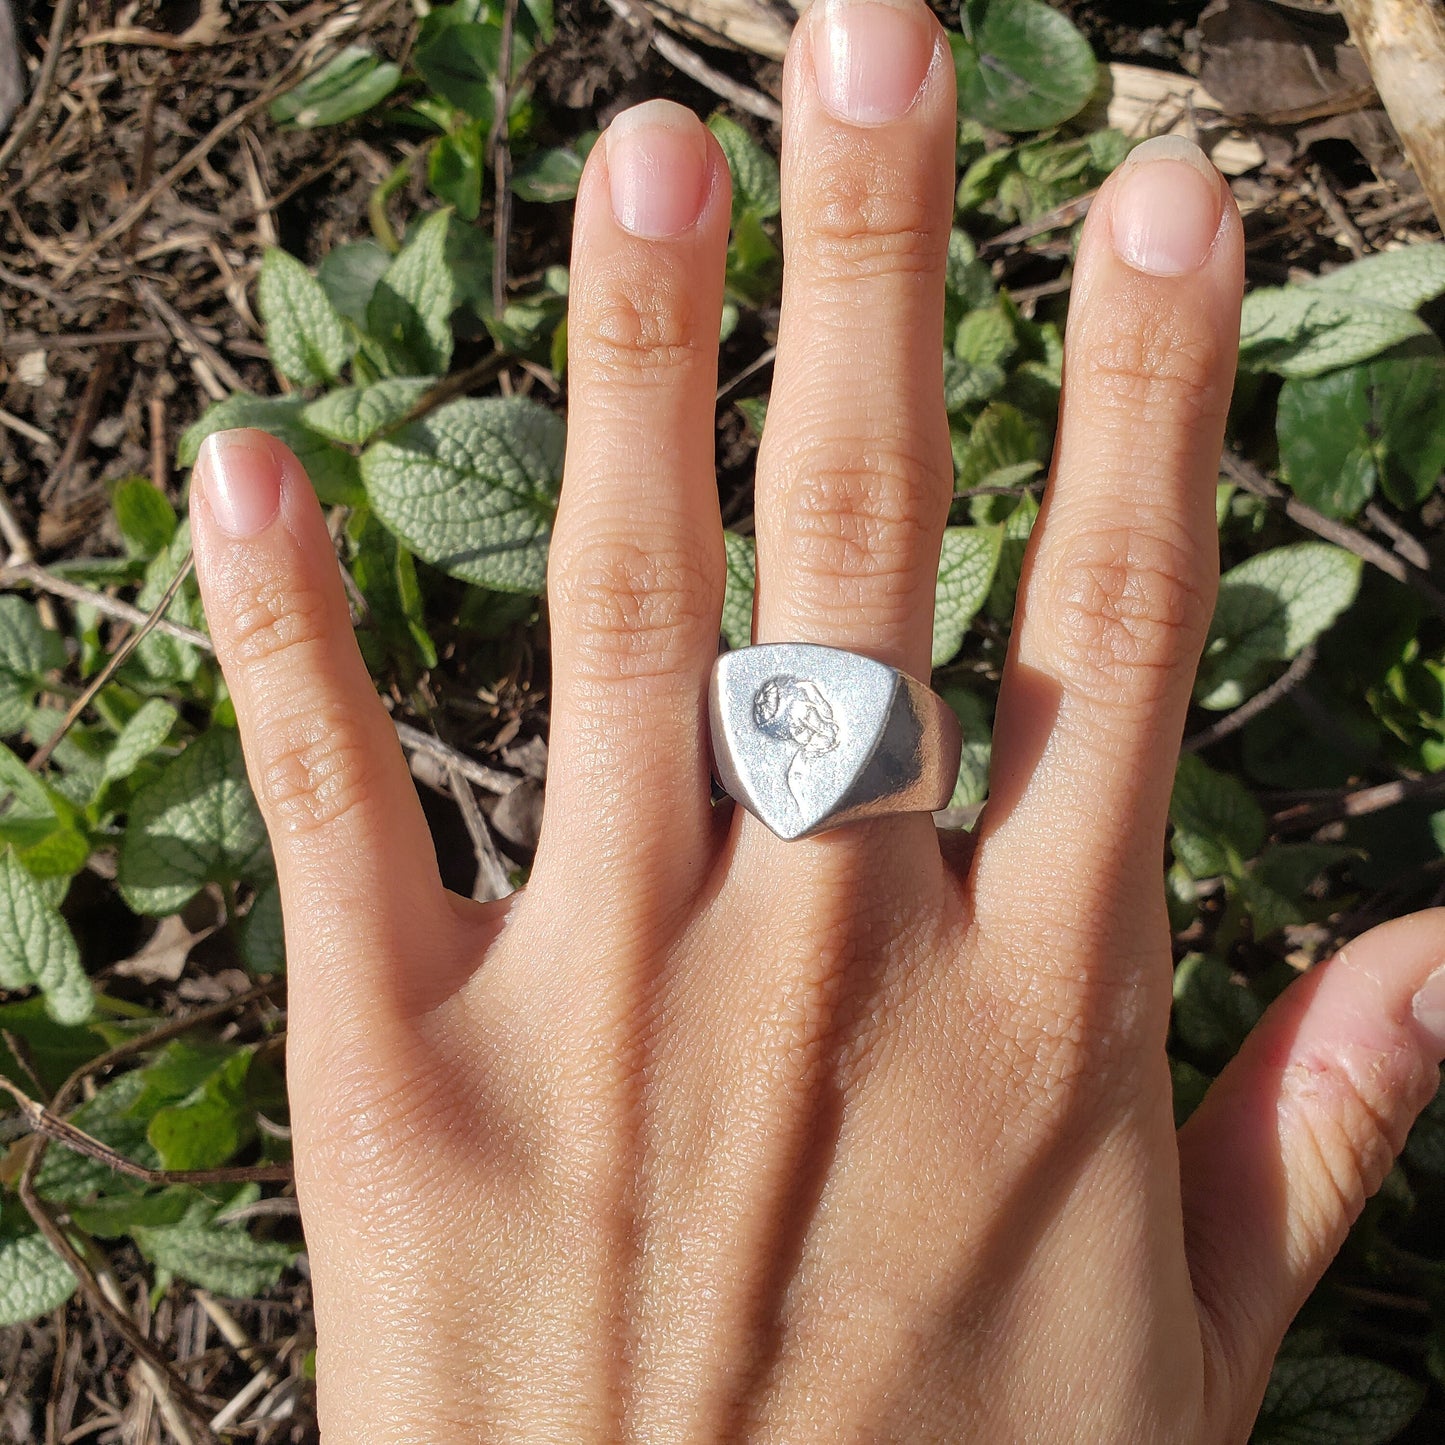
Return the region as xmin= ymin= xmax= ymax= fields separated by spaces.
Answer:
xmin=709 ymin=644 xmax=963 ymax=840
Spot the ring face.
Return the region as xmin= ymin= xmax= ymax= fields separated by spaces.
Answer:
xmin=709 ymin=644 xmax=962 ymax=840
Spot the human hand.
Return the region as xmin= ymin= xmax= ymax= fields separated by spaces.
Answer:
xmin=189 ymin=1 xmax=1445 ymax=1438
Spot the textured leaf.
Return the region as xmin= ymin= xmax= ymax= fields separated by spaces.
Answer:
xmin=953 ymin=402 xmax=1044 ymax=490
xmin=147 ymin=1048 xmax=254 ymax=1172
xmin=942 ymin=685 xmax=992 ymax=808
xmin=1278 ymin=353 xmax=1445 ymax=517
xmin=708 ymin=112 xmax=780 ymax=220
xmin=1170 ymin=754 xmax=1266 ymax=879
xmin=0 ymin=596 xmax=64 ymax=734
xmin=0 ymin=849 xmax=91 ymax=1024
xmin=33 ymin=1069 xmax=156 ymax=1203
xmin=950 ymin=0 xmax=1098 ymax=132
xmin=177 ymin=394 xmax=363 ymax=506
xmin=69 ymin=1188 xmax=193 ymax=1239
xmin=117 ymin=729 xmax=269 ymax=916
xmin=269 ymin=46 xmax=401 ymax=129
xmin=258 ymin=248 xmax=355 ymax=386
xmin=1172 ymin=953 xmax=1262 ymax=1066
xmin=316 ymin=240 xmax=391 ymax=327
xmin=932 ymin=526 xmax=1003 ymax=667
xmin=1308 ymin=242 xmax=1445 ymax=313
xmin=1254 ymin=1354 xmax=1424 ymax=1444
xmin=413 ymin=18 xmax=501 ymax=122
xmin=0 ymin=1233 xmax=76 ymax=1327
xmin=0 ymin=743 xmax=65 ymax=852
xmin=1239 ymin=286 xmax=1430 ymax=378
xmin=985 ymin=490 xmax=1039 ymax=620
xmin=238 ymin=874 xmax=285 ymax=975
xmin=102 ymin=700 xmax=179 ymax=788
xmin=367 ymin=210 xmax=456 ymax=376
xmin=362 ymin=395 xmax=564 ymax=592
xmin=133 ymin=1197 xmax=295 ymax=1298
xmin=112 ymin=476 xmax=178 ymax=560
xmin=721 ymin=531 xmax=756 ymax=652
xmin=302 ymin=378 xmax=431 ymax=445
xmin=1196 ymin=544 xmax=1362 ymax=711
xmin=131 ymin=524 xmax=204 ymax=685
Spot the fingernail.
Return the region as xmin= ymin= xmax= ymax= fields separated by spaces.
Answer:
xmin=1110 ymin=135 xmax=1223 ymax=277
xmin=607 ymin=100 xmax=711 ymax=239
xmin=1412 ymin=966 xmax=1445 ymax=1057
xmin=811 ymin=0 xmax=935 ymax=126
xmin=197 ymin=430 xmax=283 ymax=539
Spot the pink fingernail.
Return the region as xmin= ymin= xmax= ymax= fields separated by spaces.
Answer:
xmin=607 ymin=100 xmax=711 ymax=239
xmin=197 ymin=430 xmax=283 ymax=539
xmin=1412 ymin=966 xmax=1445 ymax=1058
xmin=811 ymin=0 xmax=935 ymax=126
xmin=1110 ymin=135 xmax=1224 ymax=277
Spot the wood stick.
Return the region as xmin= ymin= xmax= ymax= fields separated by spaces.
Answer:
xmin=1337 ymin=0 xmax=1445 ymax=230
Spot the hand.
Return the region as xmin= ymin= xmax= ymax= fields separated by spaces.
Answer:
xmin=190 ymin=1 xmax=1445 ymax=1437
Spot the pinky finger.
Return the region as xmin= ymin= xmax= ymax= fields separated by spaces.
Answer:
xmin=1176 ymin=910 xmax=1445 ymax=1436
xmin=192 ymin=430 xmax=461 ymax=1015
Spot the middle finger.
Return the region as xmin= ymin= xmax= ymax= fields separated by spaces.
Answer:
xmin=752 ymin=0 xmax=957 ymax=685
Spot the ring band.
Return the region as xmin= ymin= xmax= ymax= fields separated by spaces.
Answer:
xmin=709 ymin=644 xmax=963 ymax=840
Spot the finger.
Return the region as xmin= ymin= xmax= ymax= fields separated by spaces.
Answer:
xmin=1177 ymin=912 xmax=1445 ymax=1435
xmin=971 ymin=138 xmax=1244 ymax=952
xmin=751 ymin=0 xmax=956 ymax=683
xmin=192 ymin=429 xmax=457 ymax=1009
xmin=538 ymin=100 xmax=731 ymax=895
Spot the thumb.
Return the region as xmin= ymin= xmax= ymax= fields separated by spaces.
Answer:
xmin=1176 ymin=910 xmax=1445 ymax=1434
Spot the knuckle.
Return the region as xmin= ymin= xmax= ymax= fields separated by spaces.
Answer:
xmin=1084 ymin=305 xmax=1223 ymax=430
xmin=800 ymin=140 xmax=943 ymax=283
xmin=254 ymin=709 xmax=380 ymax=838
xmin=1041 ymin=520 xmax=1210 ymax=703
xmin=573 ymin=261 xmax=707 ymax=382
xmin=550 ymin=533 xmax=719 ymax=681
xmin=226 ymin=574 xmax=331 ymax=673
xmin=769 ymin=436 xmax=945 ymax=592
xmin=1282 ymin=1048 xmax=1426 ymax=1252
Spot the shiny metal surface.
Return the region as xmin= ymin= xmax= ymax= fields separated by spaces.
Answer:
xmin=709 ymin=644 xmax=963 ymax=840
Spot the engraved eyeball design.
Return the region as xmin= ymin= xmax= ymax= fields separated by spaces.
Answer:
xmin=752 ymin=676 xmax=840 ymax=759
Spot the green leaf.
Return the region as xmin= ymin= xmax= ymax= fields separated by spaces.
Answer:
xmin=133 ymin=1196 xmax=295 ymax=1298
xmin=177 ymin=394 xmax=363 ymax=506
xmin=33 ymin=1069 xmax=156 ymax=1203
xmin=238 ymin=874 xmax=285 ymax=975
xmin=117 ymin=729 xmax=269 ymax=916
xmin=932 ymin=526 xmax=1003 ymax=667
xmin=101 ymin=699 xmax=179 ymax=788
xmin=0 ymin=849 xmax=91 ymax=1024
xmin=1239 ymin=286 xmax=1431 ymax=379
xmin=1170 ymin=754 xmax=1265 ymax=878
xmin=112 ymin=476 xmax=178 ymax=560
xmin=269 ymin=46 xmax=402 ymax=129
xmin=1278 ymin=351 xmax=1445 ymax=517
xmin=362 ymin=396 xmax=563 ymax=592
xmin=0 ymin=997 xmax=107 ymax=1096
xmin=1196 ymin=544 xmax=1363 ymax=711
xmin=0 ymin=597 xmax=64 ymax=735
xmin=316 ymin=240 xmax=392 ymax=328
xmin=258 ymin=248 xmax=355 ymax=387
xmin=953 ymin=402 xmax=1044 ymax=491
xmin=1308 ymin=242 xmax=1445 ymax=313
xmin=950 ymin=0 xmax=1098 ymax=132
xmin=985 ymin=490 xmax=1038 ymax=620
xmin=1254 ymin=1354 xmax=1425 ymax=1444
xmin=0 ymin=1232 xmax=76 ymax=1327
xmin=147 ymin=1048 xmax=254 ymax=1171
xmin=0 ymin=743 xmax=66 ymax=852
xmin=70 ymin=1187 xmax=193 ymax=1239
xmin=367 ymin=210 xmax=456 ymax=377
xmin=511 ymin=144 xmax=586 ymax=203
xmin=428 ymin=120 xmax=487 ymax=220
xmin=708 ymin=112 xmax=780 ymax=220
xmin=721 ymin=531 xmax=756 ymax=652
xmin=1172 ymin=953 xmax=1262 ymax=1065
xmin=302 ymin=378 xmax=431 ymax=446
xmin=941 ymin=685 xmax=992 ymax=808
xmin=414 ymin=15 xmax=505 ymax=120
xmin=130 ymin=523 xmax=204 ymax=685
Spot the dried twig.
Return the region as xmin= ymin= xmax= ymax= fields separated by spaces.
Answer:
xmin=601 ymin=0 xmax=782 ymax=123
xmin=0 ymin=0 xmax=81 ymax=180
xmin=1183 ymin=645 xmax=1317 ymax=753
xmin=28 ymin=554 xmax=196 ymax=774
xmin=1272 ymin=771 xmax=1445 ymax=832
xmin=0 ymin=1077 xmax=292 ymax=1185
xmin=1222 ymin=451 xmax=1445 ymax=620
xmin=492 ymin=0 xmax=520 ymax=321
xmin=446 ymin=762 xmax=514 ymax=901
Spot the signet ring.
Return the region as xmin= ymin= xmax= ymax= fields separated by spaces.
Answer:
xmin=709 ymin=644 xmax=963 ymax=840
